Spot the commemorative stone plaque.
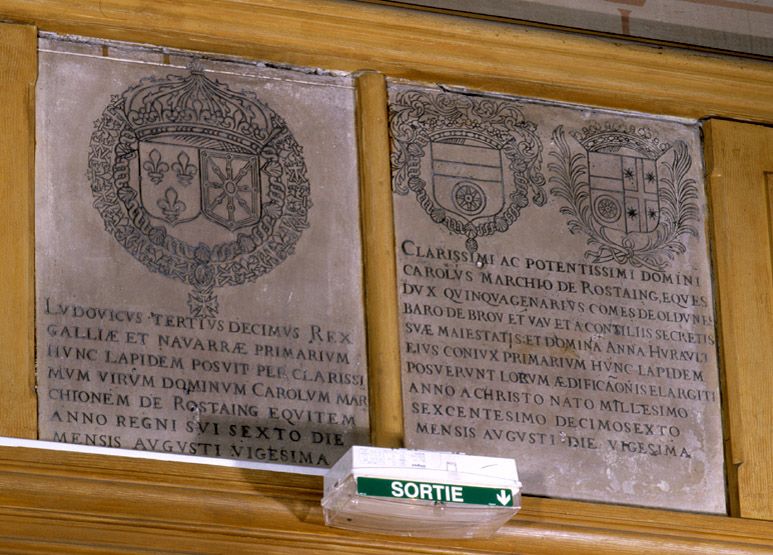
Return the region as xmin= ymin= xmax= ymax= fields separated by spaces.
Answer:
xmin=36 ymin=36 xmax=369 ymax=469
xmin=389 ymin=83 xmax=725 ymax=512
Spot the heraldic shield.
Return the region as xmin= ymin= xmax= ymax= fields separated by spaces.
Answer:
xmin=139 ymin=142 xmax=260 ymax=231
xmin=89 ymin=66 xmax=311 ymax=317
xmin=588 ymin=151 xmax=660 ymax=234
xmin=138 ymin=140 xmax=202 ymax=226
xmin=389 ymin=88 xmax=546 ymax=255
xmin=550 ymin=121 xmax=701 ymax=271
xmin=430 ymin=136 xmax=505 ymax=222
xmin=200 ymin=150 xmax=260 ymax=231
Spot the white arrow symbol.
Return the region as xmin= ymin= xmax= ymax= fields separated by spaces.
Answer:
xmin=496 ymin=489 xmax=511 ymax=506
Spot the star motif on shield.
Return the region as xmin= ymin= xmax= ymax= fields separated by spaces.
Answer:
xmin=549 ymin=121 xmax=701 ymax=271
xmin=201 ymin=151 xmax=260 ymax=231
xmin=88 ymin=68 xmax=311 ymax=317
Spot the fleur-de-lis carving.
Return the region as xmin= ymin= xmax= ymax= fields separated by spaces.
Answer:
xmin=142 ymin=148 xmax=169 ymax=184
xmin=157 ymin=187 xmax=186 ymax=223
xmin=172 ymin=151 xmax=197 ymax=185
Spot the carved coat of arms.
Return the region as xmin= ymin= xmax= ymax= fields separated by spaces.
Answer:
xmin=549 ymin=122 xmax=699 ymax=271
xmin=389 ymin=88 xmax=546 ymax=254
xmin=88 ymin=66 xmax=311 ymax=316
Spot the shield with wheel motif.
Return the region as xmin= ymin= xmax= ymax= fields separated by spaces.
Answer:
xmin=138 ymin=140 xmax=202 ymax=226
xmin=588 ymin=151 xmax=660 ymax=233
xmin=429 ymin=137 xmax=505 ymax=222
xmin=200 ymin=150 xmax=261 ymax=231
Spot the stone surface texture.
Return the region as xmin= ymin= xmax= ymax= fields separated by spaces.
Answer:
xmin=36 ymin=36 xmax=369 ymax=469
xmin=390 ymin=82 xmax=725 ymax=512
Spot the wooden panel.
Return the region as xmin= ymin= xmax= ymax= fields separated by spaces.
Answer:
xmin=0 ymin=23 xmax=36 ymax=438
xmin=705 ymin=119 xmax=773 ymax=521
xmin=0 ymin=1 xmax=771 ymax=552
xmin=768 ymin=173 xmax=773 ymax=264
xmin=0 ymin=445 xmax=771 ymax=554
xmin=0 ymin=0 xmax=772 ymax=123
xmin=356 ymin=71 xmax=404 ymax=447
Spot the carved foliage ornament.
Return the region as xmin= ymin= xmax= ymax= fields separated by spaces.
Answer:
xmin=549 ymin=122 xmax=699 ymax=271
xmin=389 ymin=89 xmax=546 ymax=254
xmin=88 ymin=68 xmax=311 ymax=316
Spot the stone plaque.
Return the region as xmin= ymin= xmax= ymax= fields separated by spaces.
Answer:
xmin=390 ymin=83 xmax=725 ymax=512
xmin=36 ymin=36 xmax=369 ymax=469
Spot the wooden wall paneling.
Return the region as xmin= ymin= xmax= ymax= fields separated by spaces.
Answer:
xmin=705 ymin=119 xmax=773 ymax=521
xmin=0 ymin=446 xmax=772 ymax=554
xmin=0 ymin=22 xmax=37 ymax=438
xmin=0 ymin=0 xmax=771 ymax=552
xmin=356 ymin=71 xmax=405 ymax=448
xmin=0 ymin=0 xmax=772 ymax=123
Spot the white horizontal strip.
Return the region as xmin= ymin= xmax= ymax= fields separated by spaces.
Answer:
xmin=0 ymin=436 xmax=327 ymax=476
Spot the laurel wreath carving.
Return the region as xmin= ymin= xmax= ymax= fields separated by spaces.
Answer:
xmin=548 ymin=125 xmax=699 ymax=271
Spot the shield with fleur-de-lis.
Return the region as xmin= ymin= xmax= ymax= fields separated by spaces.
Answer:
xmin=138 ymin=140 xmax=202 ymax=225
xmin=92 ymin=68 xmax=311 ymax=317
xmin=200 ymin=150 xmax=260 ymax=231
xmin=588 ymin=151 xmax=660 ymax=233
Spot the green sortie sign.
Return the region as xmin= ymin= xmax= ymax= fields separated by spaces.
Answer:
xmin=356 ymin=477 xmax=515 ymax=507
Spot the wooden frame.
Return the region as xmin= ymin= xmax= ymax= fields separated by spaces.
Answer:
xmin=356 ymin=71 xmax=404 ymax=448
xmin=705 ymin=120 xmax=773 ymax=521
xmin=0 ymin=22 xmax=36 ymax=440
xmin=1 ymin=445 xmax=771 ymax=554
xmin=0 ymin=1 xmax=772 ymax=552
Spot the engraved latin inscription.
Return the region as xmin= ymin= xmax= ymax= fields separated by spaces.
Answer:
xmin=36 ymin=37 xmax=368 ymax=469
xmin=391 ymin=84 xmax=725 ymax=512
xmin=41 ymin=304 xmax=365 ymax=466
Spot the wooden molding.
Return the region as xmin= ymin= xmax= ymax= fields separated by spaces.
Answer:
xmin=0 ymin=0 xmax=771 ymax=123
xmin=0 ymin=3 xmax=772 ymax=552
xmin=0 ymin=445 xmax=772 ymax=554
xmin=0 ymin=22 xmax=37 ymax=438
xmin=354 ymin=0 xmax=773 ymax=62
xmin=705 ymin=119 xmax=773 ymax=521
xmin=356 ymin=71 xmax=405 ymax=448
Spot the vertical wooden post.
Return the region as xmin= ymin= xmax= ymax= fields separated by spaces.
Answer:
xmin=705 ymin=119 xmax=773 ymax=520
xmin=0 ymin=23 xmax=37 ymax=438
xmin=355 ymin=71 xmax=404 ymax=448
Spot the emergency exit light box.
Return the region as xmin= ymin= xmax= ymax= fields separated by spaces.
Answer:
xmin=322 ymin=446 xmax=521 ymax=538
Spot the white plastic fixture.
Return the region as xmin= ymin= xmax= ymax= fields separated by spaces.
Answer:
xmin=321 ymin=446 xmax=521 ymax=539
